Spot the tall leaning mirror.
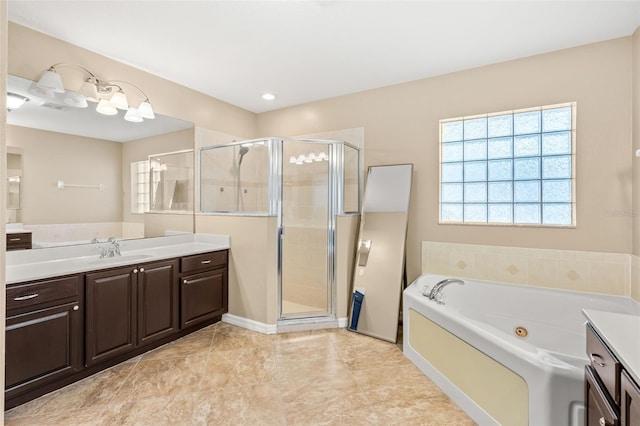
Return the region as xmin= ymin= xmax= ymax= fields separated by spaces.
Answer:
xmin=348 ymin=163 xmax=413 ymax=343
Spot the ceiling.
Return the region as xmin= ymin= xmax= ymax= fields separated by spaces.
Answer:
xmin=7 ymin=1 xmax=640 ymax=114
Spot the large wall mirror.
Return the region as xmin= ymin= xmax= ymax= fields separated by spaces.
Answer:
xmin=6 ymin=74 xmax=195 ymax=248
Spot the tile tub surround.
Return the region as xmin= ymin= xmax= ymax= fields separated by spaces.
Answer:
xmin=422 ymin=241 xmax=632 ymax=296
xmin=4 ymin=324 xmax=473 ymax=425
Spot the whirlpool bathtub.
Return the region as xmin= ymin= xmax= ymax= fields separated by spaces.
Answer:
xmin=403 ymin=273 xmax=640 ymax=426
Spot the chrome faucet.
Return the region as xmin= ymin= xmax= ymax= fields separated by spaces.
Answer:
xmin=98 ymin=239 xmax=121 ymax=258
xmin=110 ymin=239 xmax=121 ymax=256
xmin=425 ymin=278 xmax=465 ymax=304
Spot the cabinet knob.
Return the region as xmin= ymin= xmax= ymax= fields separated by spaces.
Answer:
xmin=590 ymin=353 xmax=606 ymax=367
xmin=599 ymin=416 xmax=606 ymax=426
xmin=183 ymin=279 xmax=188 ymax=284
xmin=73 ymin=305 xmax=79 ymax=311
xmin=139 ymin=268 xmax=145 ymax=272
xmin=133 ymin=268 xmax=138 ymax=274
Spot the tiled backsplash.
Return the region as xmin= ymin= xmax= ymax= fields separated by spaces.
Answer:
xmin=422 ymin=241 xmax=632 ymax=297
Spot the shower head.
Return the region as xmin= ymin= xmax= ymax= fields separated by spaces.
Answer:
xmin=238 ymin=146 xmax=250 ymax=165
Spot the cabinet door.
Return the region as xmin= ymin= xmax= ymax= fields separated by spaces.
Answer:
xmin=585 ymin=365 xmax=620 ymax=426
xmin=137 ymin=260 xmax=179 ymax=346
xmin=180 ymin=268 xmax=227 ymax=329
xmin=86 ymin=267 xmax=137 ymax=367
xmin=5 ymin=302 xmax=81 ymax=399
xmin=621 ymin=370 xmax=640 ymax=426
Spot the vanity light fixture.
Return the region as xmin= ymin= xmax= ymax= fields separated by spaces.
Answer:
xmin=289 ymin=152 xmax=329 ymax=165
xmin=6 ymin=92 xmax=29 ymax=111
xmin=33 ymin=63 xmax=155 ymax=122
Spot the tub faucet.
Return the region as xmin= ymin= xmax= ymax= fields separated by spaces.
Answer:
xmin=426 ymin=278 xmax=465 ymax=304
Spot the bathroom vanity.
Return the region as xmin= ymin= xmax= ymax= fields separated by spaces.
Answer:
xmin=583 ymin=310 xmax=640 ymax=426
xmin=5 ymin=234 xmax=229 ymax=409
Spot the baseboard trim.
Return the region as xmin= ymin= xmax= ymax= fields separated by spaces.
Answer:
xmin=221 ymin=314 xmax=349 ymax=335
xmin=221 ymin=313 xmax=278 ymax=335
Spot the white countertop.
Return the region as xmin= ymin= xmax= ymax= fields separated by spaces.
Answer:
xmin=5 ymin=229 xmax=31 ymax=234
xmin=583 ymin=309 xmax=640 ymax=385
xmin=6 ymin=233 xmax=229 ymax=285
xmin=5 ymin=223 xmax=31 ymax=234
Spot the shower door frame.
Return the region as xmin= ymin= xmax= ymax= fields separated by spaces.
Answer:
xmin=276 ymin=138 xmax=341 ymax=322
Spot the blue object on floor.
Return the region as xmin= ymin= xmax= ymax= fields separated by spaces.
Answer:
xmin=349 ymin=290 xmax=365 ymax=330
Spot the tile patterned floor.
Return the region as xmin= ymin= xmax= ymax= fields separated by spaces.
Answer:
xmin=4 ymin=323 xmax=475 ymax=425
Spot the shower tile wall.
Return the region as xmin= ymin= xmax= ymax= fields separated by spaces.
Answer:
xmin=282 ymin=164 xmax=329 ymax=311
xmin=200 ymin=146 xmax=269 ymax=213
xmin=422 ymin=241 xmax=631 ymax=297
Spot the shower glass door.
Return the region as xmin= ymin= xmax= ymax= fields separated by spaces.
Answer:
xmin=279 ymin=140 xmax=333 ymax=319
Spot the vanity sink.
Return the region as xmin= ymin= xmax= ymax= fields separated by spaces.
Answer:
xmin=85 ymin=254 xmax=153 ymax=265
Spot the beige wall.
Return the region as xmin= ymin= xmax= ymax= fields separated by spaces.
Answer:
xmin=633 ymin=28 xmax=640 ymax=302
xmin=6 ymin=125 xmax=122 ymax=225
xmin=1 ymin=0 xmax=8 ymax=414
xmin=258 ymin=37 xmax=634 ymax=284
xmin=195 ymin=215 xmax=279 ymax=324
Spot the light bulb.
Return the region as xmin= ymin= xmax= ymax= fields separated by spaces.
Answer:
xmin=63 ymin=91 xmax=88 ymax=108
xmin=96 ymin=99 xmax=118 ymax=115
xmin=124 ymin=108 xmax=143 ymax=122
xmin=79 ymin=79 xmax=99 ymax=102
xmin=137 ymin=100 xmax=155 ymax=119
xmin=36 ymin=69 xmax=65 ymax=93
xmin=109 ymin=90 xmax=129 ymax=110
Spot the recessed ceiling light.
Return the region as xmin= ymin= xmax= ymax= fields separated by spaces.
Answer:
xmin=262 ymin=93 xmax=276 ymax=101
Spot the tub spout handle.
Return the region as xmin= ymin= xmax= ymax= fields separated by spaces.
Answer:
xmin=427 ymin=278 xmax=465 ymax=303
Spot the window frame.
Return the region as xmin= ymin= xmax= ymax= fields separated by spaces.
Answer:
xmin=438 ymin=102 xmax=576 ymax=228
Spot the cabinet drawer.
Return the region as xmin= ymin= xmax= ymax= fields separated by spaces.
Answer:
xmin=587 ymin=323 xmax=621 ymax=404
xmin=6 ymin=232 xmax=32 ymax=250
xmin=181 ymin=250 xmax=227 ymax=273
xmin=7 ymin=276 xmax=80 ymax=311
xmin=585 ymin=365 xmax=619 ymax=426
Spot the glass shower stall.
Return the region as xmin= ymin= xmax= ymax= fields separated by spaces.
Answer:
xmin=200 ymin=138 xmax=360 ymax=321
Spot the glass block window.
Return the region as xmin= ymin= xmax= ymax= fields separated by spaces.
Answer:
xmin=131 ymin=160 xmax=150 ymax=214
xmin=440 ymin=102 xmax=575 ymax=226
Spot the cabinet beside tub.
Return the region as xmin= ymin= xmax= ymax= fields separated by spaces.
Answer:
xmin=584 ymin=311 xmax=640 ymax=426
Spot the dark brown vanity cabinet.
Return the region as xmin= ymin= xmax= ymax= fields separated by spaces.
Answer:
xmin=585 ymin=323 xmax=640 ymax=426
xmin=6 ymin=249 xmax=227 ymax=410
xmin=180 ymin=250 xmax=228 ymax=328
xmin=5 ymin=275 xmax=82 ymax=401
xmin=85 ymin=259 xmax=178 ymax=367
